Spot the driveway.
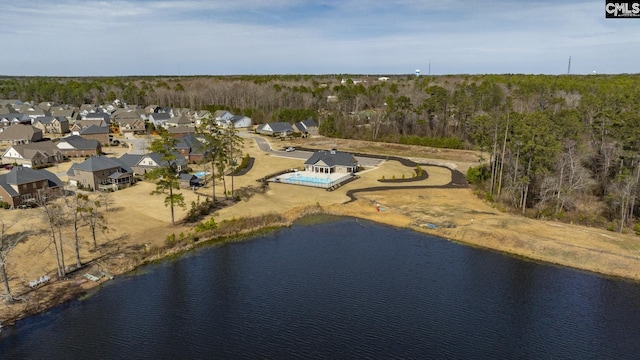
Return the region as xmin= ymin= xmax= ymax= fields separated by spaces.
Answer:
xmin=122 ymin=137 xmax=151 ymax=155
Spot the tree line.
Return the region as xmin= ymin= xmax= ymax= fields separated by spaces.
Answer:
xmin=3 ymin=74 xmax=640 ymax=231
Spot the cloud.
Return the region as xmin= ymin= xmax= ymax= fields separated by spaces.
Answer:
xmin=1 ymin=0 xmax=638 ymax=75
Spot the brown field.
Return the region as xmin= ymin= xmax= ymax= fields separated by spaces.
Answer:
xmin=2 ymin=133 xmax=640 ymax=325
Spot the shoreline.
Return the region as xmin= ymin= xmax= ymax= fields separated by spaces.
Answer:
xmin=2 ymin=201 xmax=640 ymax=330
xmin=2 ymin=138 xmax=640 ymax=330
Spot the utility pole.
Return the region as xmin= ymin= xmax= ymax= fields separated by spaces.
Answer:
xmin=567 ymin=56 xmax=571 ymax=75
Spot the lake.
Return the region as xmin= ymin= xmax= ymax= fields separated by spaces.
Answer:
xmin=1 ymin=217 xmax=640 ymax=359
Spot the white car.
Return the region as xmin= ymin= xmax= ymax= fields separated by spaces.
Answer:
xmin=285 ymin=147 xmax=295 ymax=152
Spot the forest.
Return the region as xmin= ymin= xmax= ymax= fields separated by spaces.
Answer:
xmin=2 ymin=73 xmax=640 ymax=234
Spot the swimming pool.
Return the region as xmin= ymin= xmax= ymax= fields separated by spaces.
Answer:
xmin=275 ymin=171 xmax=352 ymax=189
xmin=194 ymin=171 xmax=210 ymax=178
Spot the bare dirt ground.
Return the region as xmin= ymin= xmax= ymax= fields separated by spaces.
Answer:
xmin=2 ymin=134 xmax=640 ymax=326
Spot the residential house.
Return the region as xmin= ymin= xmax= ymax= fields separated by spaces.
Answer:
xmin=79 ymin=104 xmax=97 ymax=116
xmin=0 ymin=167 xmax=63 ymax=208
xmin=168 ymin=125 xmax=195 ymax=138
xmin=229 ymin=115 xmax=252 ymax=128
xmin=0 ymin=113 xmax=31 ymax=129
xmin=81 ymin=111 xmax=110 ymax=125
xmin=32 ymin=116 xmax=70 ymax=135
xmin=0 ymin=125 xmax=43 ymax=145
xmin=56 ymin=135 xmax=102 ymax=157
xmin=165 ymin=115 xmax=192 ymax=128
xmin=118 ymin=152 xmax=187 ymax=176
xmin=144 ymin=105 xmax=162 ymax=115
xmin=14 ymin=104 xmax=49 ymax=121
xmin=191 ymin=110 xmax=212 ymax=126
xmin=117 ymin=118 xmax=146 ymax=138
xmin=175 ymin=133 xmax=205 ymax=163
xmin=38 ymin=102 xmax=59 ymax=112
xmin=294 ymin=118 xmax=318 ymax=137
xmin=1 ymin=141 xmax=64 ymax=168
xmin=112 ymin=108 xmax=144 ymax=122
xmin=255 ymin=122 xmax=295 ymax=137
xmin=49 ymin=107 xmax=78 ymax=122
xmin=213 ymin=110 xmax=252 ymax=128
xmin=67 ymin=155 xmax=134 ymax=191
xmin=71 ymin=119 xmax=109 ymax=130
xmin=304 ymin=149 xmax=358 ymax=174
xmin=0 ymin=104 xmax=16 ymax=114
xmin=214 ymin=110 xmax=234 ymax=122
xmin=78 ymin=125 xmax=110 ymax=145
xmin=148 ymin=113 xmax=172 ymax=129
xmin=0 ymin=99 xmax=23 ymax=107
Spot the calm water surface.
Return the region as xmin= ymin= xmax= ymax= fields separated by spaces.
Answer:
xmin=1 ymin=217 xmax=640 ymax=359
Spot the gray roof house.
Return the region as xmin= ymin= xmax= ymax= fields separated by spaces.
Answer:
xmin=81 ymin=111 xmax=111 ymax=124
xmin=294 ymin=118 xmax=318 ymax=136
xmin=118 ymin=152 xmax=187 ymax=176
xmin=175 ymin=133 xmax=205 ymax=163
xmin=56 ymin=135 xmax=102 ymax=157
xmin=304 ymin=149 xmax=358 ymax=174
xmin=67 ymin=155 xmax=134 ymax=191
xmin=0 ymin=167 xmax=63 ymax=208
xmin=149 ymin=113 xmax=172 ymax=129
xmin=255 ymin=122 xmax=295 ymax=137
xmin=0 ymin=113 xmax=31 ymax=129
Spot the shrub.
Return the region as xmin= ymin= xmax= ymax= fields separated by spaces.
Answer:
xmin=195 ymin=217 xmax=218 ymax=232
xmin=466 ymin=164 xmax=490 ymax=185
xmin=166 ymin=233 xmax=177 ymax=246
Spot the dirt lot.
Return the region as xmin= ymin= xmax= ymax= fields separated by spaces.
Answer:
xmin=2 ymin=134 xmax=640 ymax=325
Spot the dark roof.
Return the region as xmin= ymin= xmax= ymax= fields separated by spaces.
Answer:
xmin=175 ymin=133 xmax=205 ymax=155
xmin=79 ymin=125 xmax=109 ymax=135
xmin=265 ymin=122 xmax=294 ymax=132
xmin=33 ymin=116 xmax=54 ymax=125
xmin=117 ymin=153 xmax=144 ymax=168
xmin=1 ymin=167 xmax=63 ymax=188
xmin=150 ymin=113 xmax=172 ymax=121
xmin=301 ymin=118 xmax=317 ymax=127
xmin=178 ymin=173 xmax=197 ymax=181
xmin=118 ymin=152 xmax=187 ymax=168
xmin=67 ymin=155 xmax=132 ymax=175
xmin=304 ymin=150 xmax=358 ymax=168
xmin=294 ymin=118 xmax=317 ymax=133
xmin=58 ymin=135 xmax=100 ymax=150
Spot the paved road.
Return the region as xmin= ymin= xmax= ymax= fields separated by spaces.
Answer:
xmin=247 ymin=135 xmax=383 ymax=167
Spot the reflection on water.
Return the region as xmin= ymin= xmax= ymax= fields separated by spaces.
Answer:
xmin=2 ymin=217 xmax=640 ymax=359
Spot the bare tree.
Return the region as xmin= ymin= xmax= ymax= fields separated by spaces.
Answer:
xmin=82 ymin=198 xmax=108 ymax=250
xmin=0 ymin=220 xmax=28 ymax=302
xmin=40 ymin=200 xmax=66 ymax=278
xmin=65 ymin=193 xmax=92 ymax=268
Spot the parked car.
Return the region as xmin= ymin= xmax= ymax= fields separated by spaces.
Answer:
xmin=285 ymin=147 xmax=295 ymax=152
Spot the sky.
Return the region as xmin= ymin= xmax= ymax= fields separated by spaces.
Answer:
xmin=1 ymin=0 xmax=639 ymax=76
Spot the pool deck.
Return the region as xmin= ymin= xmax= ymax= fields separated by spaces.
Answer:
xmin=271 ymin=171 xmax=353 ymax=189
